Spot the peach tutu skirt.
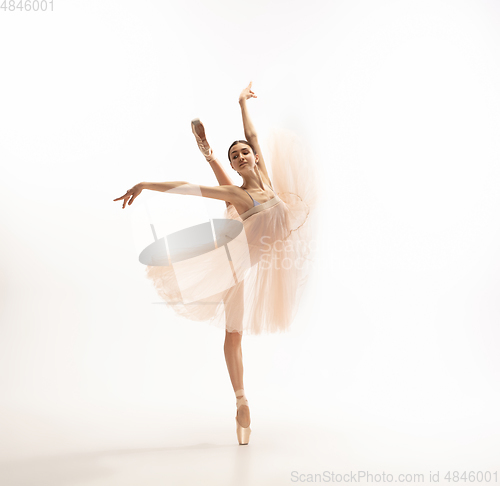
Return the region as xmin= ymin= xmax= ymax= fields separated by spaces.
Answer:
xmin=144 ymin=128 xmax=319 ymax=335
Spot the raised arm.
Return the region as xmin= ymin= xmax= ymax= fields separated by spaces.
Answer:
xmin=238 ymin=82 xmax=273 ymax=188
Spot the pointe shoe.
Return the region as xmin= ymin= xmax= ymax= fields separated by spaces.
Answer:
xmin=191 ymin=118 xmax=215 ymax=162
xmin=235 ymin=388 xmax=251 ymax=445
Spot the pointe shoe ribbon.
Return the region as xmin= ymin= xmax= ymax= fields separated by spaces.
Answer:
xmin=235 ymin=388 xmax=251 ymax=445
xmin=191 ymin=118 xmax=215 ymax=162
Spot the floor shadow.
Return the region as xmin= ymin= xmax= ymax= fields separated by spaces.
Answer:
xmin=0 ymin=443 xmax=236 ymax=486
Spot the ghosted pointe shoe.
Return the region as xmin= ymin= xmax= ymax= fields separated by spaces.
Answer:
xmin=191 ymin=118 xmax=215 ymax=162
xmin=235 ymin=388 xmax=251 ymax=445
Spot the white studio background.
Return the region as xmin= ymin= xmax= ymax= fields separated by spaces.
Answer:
xmin=1 ymin=0 xmax=499 ymax=484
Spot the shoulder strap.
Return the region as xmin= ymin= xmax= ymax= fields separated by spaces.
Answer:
xmin=242 ymin=184 xmax=273 ymax=204
xmin=243 ymin=189 xmax=255 ymax=204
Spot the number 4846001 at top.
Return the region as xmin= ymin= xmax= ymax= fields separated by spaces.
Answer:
xmin=1 ymin=0 xmax=54 ymax=11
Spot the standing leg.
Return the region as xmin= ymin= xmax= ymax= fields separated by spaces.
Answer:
xmin=192 ymin=120 xmax=250 ymax=431
xmin=223 ymin=281 xmax=250 ymax=428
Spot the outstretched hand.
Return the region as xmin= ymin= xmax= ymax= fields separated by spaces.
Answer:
xmin=239 ymin=81 xmax=257 ymax=103
xmin=113 ymin=183 xmax=143 ymax=209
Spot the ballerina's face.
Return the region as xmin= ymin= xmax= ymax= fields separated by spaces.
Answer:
xmin=230 ymin=143 xmax=259 ymax=173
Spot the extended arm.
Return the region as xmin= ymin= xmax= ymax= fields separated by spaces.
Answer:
xmin=113 ymin=181 xmax=239 ymax=209
xmin=142 ymin=181 xmax=236 ymax=203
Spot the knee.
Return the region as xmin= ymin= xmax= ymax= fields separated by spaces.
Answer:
xmin=224 ymin=330 xmax=242 ymax=348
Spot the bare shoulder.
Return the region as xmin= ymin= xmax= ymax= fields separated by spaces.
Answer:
xmin=225 ymin=184 xmax=256 ymax=213
xmin=220 ymin=183 xmax=277 ymax=215
xmin=198 ymin=184 xmax=239 ymax=204
xmin=205 ymin=184 xmax=250 ymax=213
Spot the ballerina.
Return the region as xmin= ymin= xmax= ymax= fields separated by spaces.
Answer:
xmin=113 ymin=82 xmax=317 ymax=445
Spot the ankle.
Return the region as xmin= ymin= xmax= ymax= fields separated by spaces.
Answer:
xmin=205 ymin=149 xmax=215 ymax=163
xmin=235 ymin=389 xmax=249 ymax=408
